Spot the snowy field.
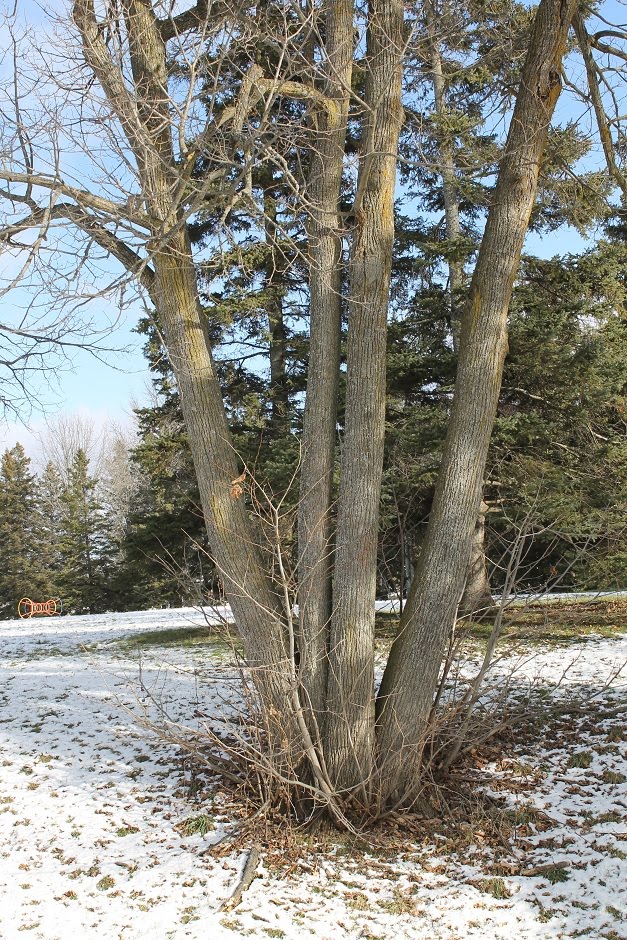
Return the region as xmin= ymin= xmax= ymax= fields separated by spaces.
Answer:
xmin=0 ymin=607 xmax=625 ymax=939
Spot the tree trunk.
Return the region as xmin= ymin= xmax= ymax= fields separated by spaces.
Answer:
xmin=324 ymin=0 xmax=405 ymax=792
xmin=263 ymin=188 xmax=290 ymax=434
xmin=425 ymin=1 xmax=493 ymax=616
xmin=297 ymin=0 xmax=354 ymax=718
xmin=458 ymin=500 xmax=494 ymax=617
xmin=376 ymin=0 xmax=577 ymax=803
xmin=74 ymin=0 xmax=299 ymax=753
xmin=424 ymin=0 xmax=465 ymax=349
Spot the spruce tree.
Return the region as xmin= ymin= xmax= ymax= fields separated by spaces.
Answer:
xmin=37 ymin=461 xmax=66 ymax=605
xmin=0 ymin=444 xmax=46 ymax=617
xmin=59 ymin=449 xmax=106 ymax=614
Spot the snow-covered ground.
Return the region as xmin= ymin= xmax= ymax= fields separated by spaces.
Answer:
xmin=0 ymin=608 xmax=625 ymax=939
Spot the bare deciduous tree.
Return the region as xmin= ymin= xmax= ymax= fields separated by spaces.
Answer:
xmin=0 ymin=0 xmax=606 ymax=816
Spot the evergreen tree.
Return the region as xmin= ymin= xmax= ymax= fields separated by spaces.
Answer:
xmin=0 ymin=444 xmax=46 ymax=617
xmin=36 ymin=461 xmax=66 ymax=604
xmin=58 ymin=449 xmax=108 ymax=614
xmin=489 ymin=236 xmax=627 ymax=589
xmin=123 ymin=396 xmax=211 ymax=608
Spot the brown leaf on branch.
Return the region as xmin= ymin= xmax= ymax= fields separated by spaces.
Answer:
xmin=230 ymin=471 xmax=246 ymax=500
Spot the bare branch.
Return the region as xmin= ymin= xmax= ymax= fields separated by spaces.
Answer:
xmin=0 ymin=170 xmax=152 ymax=229
xmin=0 ymin=202 xmax=155 ymax=297
xmin=158 ymin=0 xmax=211 ymax=42
xmin=573 ymin=12 xmax=627 ymax=201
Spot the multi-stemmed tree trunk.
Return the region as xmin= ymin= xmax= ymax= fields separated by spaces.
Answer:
xmin=0 ymin=0 xmax=580 ymax=813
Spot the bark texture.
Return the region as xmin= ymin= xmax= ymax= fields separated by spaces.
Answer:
xmin=263 ymin=188 xmax=290 ymax=434
xmin=297 ymin=0 xmax=355 ymax=718
xmin=424 ymin=0 xmax=493 ymax=616
xmin=324 ymin=0 xmax=405 ymax=792
xmin=458 ymin=500 xmax=494 ymax=617
xmin=376 ymin=0 xmax=577 ymax=803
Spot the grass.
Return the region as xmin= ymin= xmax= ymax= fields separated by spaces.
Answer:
xmin=114 ymin=625 xmax=235 ymax=653
xmin=581 ymin=810 xmax=622 ymax=827
xmin=96 ymin=875 xmax=115 ymax=891
xmin=568 ymin=751 xmax=593 ymax=769
xmin=477 ymin=878 xmax=512 ymax=899
xmin=544 ymin=866 xmax=570 ymax=885
xmin=375 ymin=599 xmax=627 ymax=649
xmin=503 ymin=803 xmax=546 ymax=828
xmin=376 ymin=890 xmax=416 ymax=915
xmin=180 ymin=814 xmax=214 ymax=837
xmin=345 ymin=892 xmax=371 ymax=911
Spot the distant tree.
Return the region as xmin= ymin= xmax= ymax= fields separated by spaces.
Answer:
xmin=123 ymin=392 xmax=210 ymax=608
xmin=36 ymin=460 xmax=66 ymax=601
xmin=58 ymin=449 xmax=108 ymax=613
xmin=0 ymin=444 xmax=46 ymax=616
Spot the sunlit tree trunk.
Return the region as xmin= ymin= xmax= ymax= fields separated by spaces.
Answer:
xmin=297 ymin=0 xmax=354 ymax=718
xmin=424 ymin=0 xmax=494 ymax=617
xmin=377 ymin=0 xmax=577 ymax=803
xmin=73 ymin=0 xmax=297 ymax=748
xmin=324 ymin=0 xmax=405 ymax=791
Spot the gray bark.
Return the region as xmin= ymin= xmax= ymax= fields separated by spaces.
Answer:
xmin=297 ymin=0 xmax=354 ymax=718
xmin=376 ymin=0 xmax=577 ymax=803
xmin=425 ymin=0 xmax=493 ymax=616
xmin=458 ymin=500 xmax=494 ymax=618
xmin=324 ymin=0 xmax=405 ymax=792
xmin=263 ymin=189 xmax=289 ymax=433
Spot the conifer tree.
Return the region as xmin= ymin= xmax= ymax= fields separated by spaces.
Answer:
xmin=59 ymin=449 xmax=106 ymax=614
xmin=37 ymin=461 xmax=66 ymax=604
xmin=0 ymin=444 xmax=45 ymax=617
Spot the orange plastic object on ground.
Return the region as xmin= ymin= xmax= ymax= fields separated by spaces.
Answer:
xmin=17 ymin=597 xmax=61 ymax=618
